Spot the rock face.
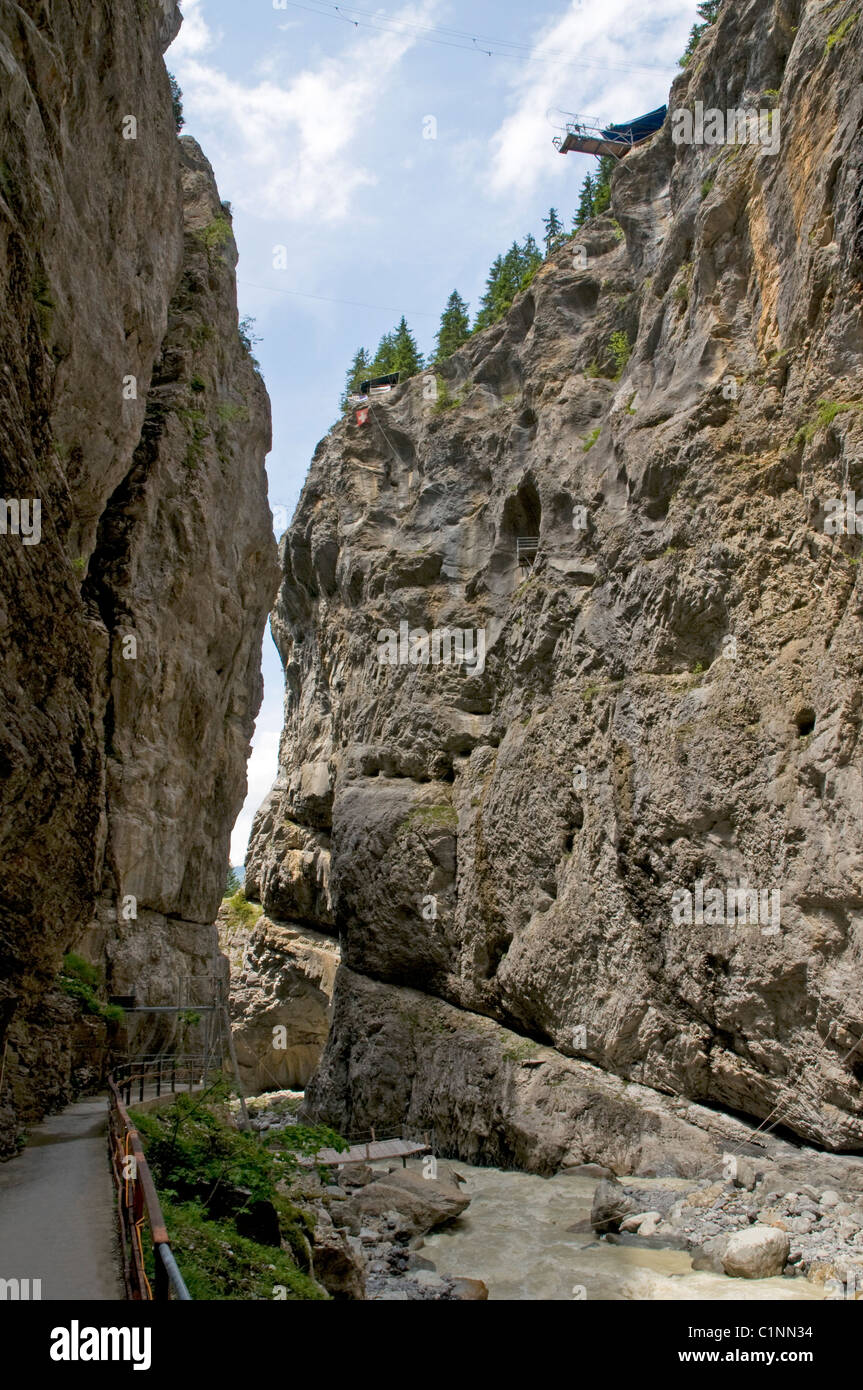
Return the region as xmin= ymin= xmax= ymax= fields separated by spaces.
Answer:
xmin=249 ymin=0 xmax=863 ymax=1165
xmin=220 ymin=912 xmax=339 ymax=1092
xmin=0 ymin=2 xmax=278 ymax=1148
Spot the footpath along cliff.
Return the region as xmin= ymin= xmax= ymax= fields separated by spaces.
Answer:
xmin=246 ymin=0 xmax=863 ymax=1170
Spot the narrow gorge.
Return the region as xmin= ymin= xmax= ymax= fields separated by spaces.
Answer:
xmin=2 ymin=0 xmax=863 ymax=1316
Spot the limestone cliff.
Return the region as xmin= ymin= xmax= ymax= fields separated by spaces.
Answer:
xmin=0 ymin=1 xmax=278 ymax=1151
xmin=219 ymin=910 xmax=339 ymax=1093
xmin=249 ymin=0 xmax=863 ymax=1165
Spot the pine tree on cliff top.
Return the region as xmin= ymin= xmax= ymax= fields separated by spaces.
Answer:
xmin=473 ymin=236 xmax=543 ymax=332
xmin=543 ymin=206 xmax=565 ymax=255
xmin=574 ymin=172 xmax=596 ymax=228
xmin=340 ymin=346 xmax=371 ymax=407
xmin=434 ymin=290 xmax=471 ymax=364
xmin=389 ymin=316 xmax=424 ymax=378
xmin=679 ymin=0 xmax=721 ymax=67
xmin=370 ymin=330 xmax=396 ymax=376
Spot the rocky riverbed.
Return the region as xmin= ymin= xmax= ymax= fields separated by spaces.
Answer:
xmin=236 ymin=1091 xmax=863 ymax=1299
xmin=424 ymin=1162 xmax=829 ymax=1302
xmin=594 ymin=1159 xmax=863 ymax=1296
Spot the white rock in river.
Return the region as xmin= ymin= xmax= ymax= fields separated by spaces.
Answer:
xmin=722 ymin=1226 xmax=790 ymax=1279
xmin=620 ymin=1210 xmax=663 ymax=1235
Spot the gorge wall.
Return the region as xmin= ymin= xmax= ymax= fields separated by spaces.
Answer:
xmin=248 ymin=0 xmax=863 ymax=1171
xmin=0 ymin=0 xmax=278 ymax=1152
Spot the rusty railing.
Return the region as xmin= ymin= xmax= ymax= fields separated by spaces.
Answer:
xmin=107 ymin=1062 xmax=205 ymax=1300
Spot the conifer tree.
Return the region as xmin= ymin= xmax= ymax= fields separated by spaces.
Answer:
xmin=389 ymin=316 xmax=423 ymax=378
xmin=543 ymin=207 xmax=565 ymax=255
xmin=679 ymin=0 xmax=721 ymax=67
xmin=168 ymin=72 xmax=185 ymax=132
xmin=574 ymin=173 xmax=596 ymax=228
xmin=520 ymin=235 xmax=543 ymax=282
xmin=340 ymin=346 xmax=371 ymax=407
xmin=474 ymin=235 xmax=543 ymax=332
xmin=434 ymin=291 xmax=471 ymax=364
xmin=370 ymin=331 xmax=396 ymax=377
xmin=473 ymin=254 xmax=505 ymax=331
xmin=592 ymin=156 xmax=615 ymax=216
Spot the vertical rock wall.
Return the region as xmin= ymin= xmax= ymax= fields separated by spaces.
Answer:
xmin=251 ymin=0 xmax=863 ymax=1164
xmin=0 ymin=2 xmax=278 ymax=1147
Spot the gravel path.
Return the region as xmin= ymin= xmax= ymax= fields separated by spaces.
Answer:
xmin=0 ymin=1095 xmax=123 ymax=1300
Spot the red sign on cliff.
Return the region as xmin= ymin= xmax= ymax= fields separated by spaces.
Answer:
xmin=356 ymin=407 xmax=369 ymax=426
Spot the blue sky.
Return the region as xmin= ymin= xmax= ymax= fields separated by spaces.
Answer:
xmin=165 ymin=0 xmax=697 ymax=863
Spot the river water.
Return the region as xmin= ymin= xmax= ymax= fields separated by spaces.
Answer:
xmin=421 ymin=1161 xmax=826 ymax=1301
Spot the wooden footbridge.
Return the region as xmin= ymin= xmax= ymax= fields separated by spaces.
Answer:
xmin=299 ymin=1129 xmax=430 ymax=1169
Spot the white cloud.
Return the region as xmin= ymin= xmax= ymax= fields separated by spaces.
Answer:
xmin=170 ymin=0 xmax=440 ymax=222
xmin=171 ymin=0 xmax=216 ymax=58
xmin=487 ymin=0 xmax=694 ymax=198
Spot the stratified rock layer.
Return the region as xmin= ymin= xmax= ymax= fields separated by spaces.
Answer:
xmin=0 ymin=2 xmax=278 ymax=1144
xmin=253 ymin=0 xmax=863 ymax=1160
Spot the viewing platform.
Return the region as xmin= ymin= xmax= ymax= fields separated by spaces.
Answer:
xmin=553 ymin=105 xmax=667 ymax=160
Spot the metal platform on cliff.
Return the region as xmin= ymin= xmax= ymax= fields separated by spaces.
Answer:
xmin=552 ymin=105 xmax=667 ymax=159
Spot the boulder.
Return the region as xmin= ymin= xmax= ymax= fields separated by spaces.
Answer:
xmin=312 ymin=1220 xmax=366 ymax=1300
xmin=448 ymin=1277 xmax=489 ymax=1300
xmin=340 ymin=1163 xmax=376 ymax=1188
xmin=731 ymin=1158 xmax=760 ymax=1191
xmin=338 ymin=1168 xmax=470 ymax=1237
xmin=722 ymin=1226 xmax=790 ymax=1280
xmin=590 ymin=1177 xmax=637 ymax=1234
xmin=620 ymin=1210 xmax=662 ymax=1235
xmin=691 ymin=1234 xmax=732 ymax=1274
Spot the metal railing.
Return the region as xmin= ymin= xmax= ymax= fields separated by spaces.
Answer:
xmin=107 ymin=1060 xmax=215 ymax=1300
xmin=113 ymin=1053 xmax=222 ymax=1106
xmin=516 ymin=536 xmax=540 ymax=565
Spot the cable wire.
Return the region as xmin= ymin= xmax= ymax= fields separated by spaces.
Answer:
xmin=277 ymin=0 xmax=676 ymax=76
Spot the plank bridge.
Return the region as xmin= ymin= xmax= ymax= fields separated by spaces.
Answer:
xmin=298 ymin=1131 xmax=430 ymax=1168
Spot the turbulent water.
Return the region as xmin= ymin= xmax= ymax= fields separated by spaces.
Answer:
xmin=421 ymin=1162 xmax=826 ymax=1302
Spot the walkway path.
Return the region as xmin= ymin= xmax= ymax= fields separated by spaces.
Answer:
xmin=0 ymin=1095 xmax=123 ymax=1300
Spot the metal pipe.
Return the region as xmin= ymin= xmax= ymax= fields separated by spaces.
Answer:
xmin=157 ymin=1242 xmax=191 ymax=1300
